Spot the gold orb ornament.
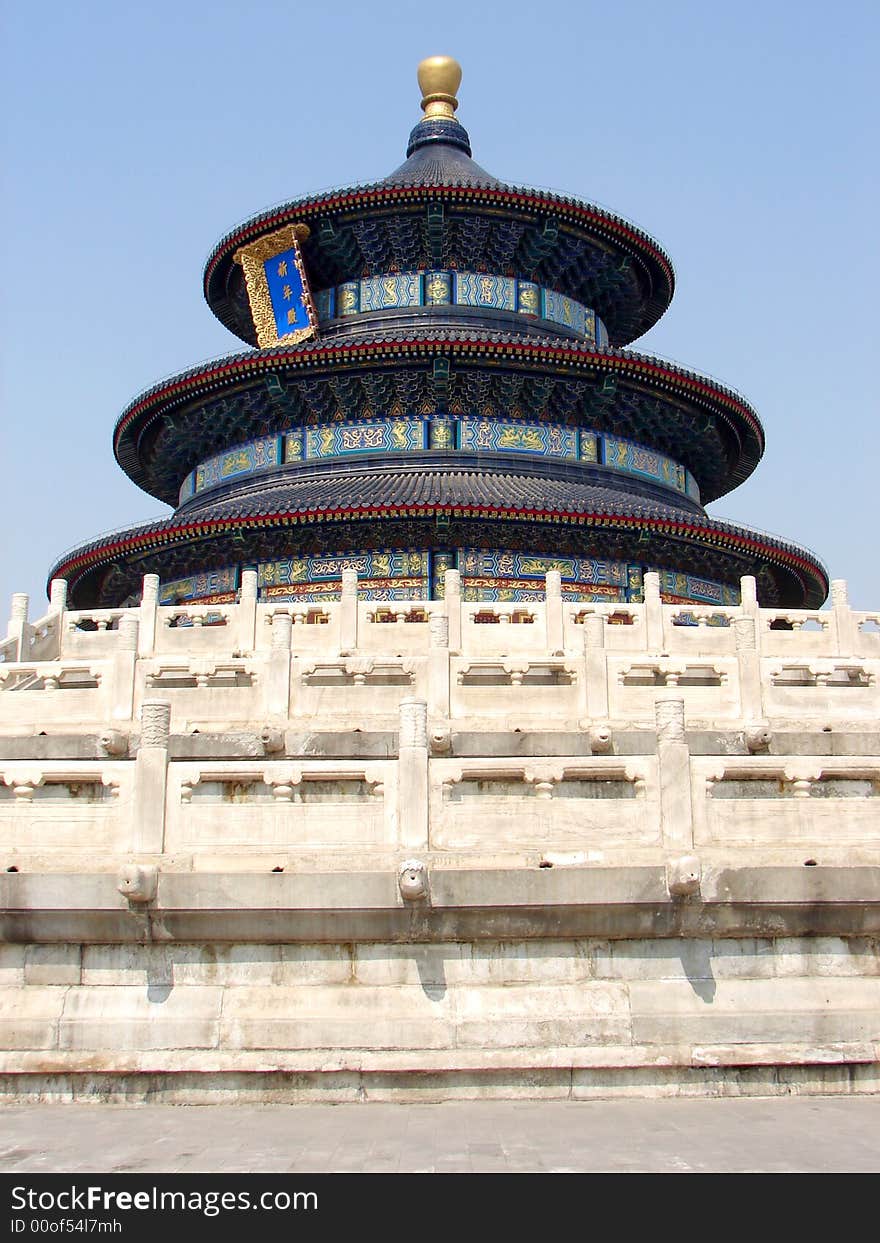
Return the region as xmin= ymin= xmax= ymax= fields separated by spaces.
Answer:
xmin=417 ymin=55 xmax=462 ymax=120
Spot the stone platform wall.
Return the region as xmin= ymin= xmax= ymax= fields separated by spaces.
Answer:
xmin=0 ymin=571 xmax=877 ymax=1101
xmin=2 ymin=937 xmax=878 ymax=1102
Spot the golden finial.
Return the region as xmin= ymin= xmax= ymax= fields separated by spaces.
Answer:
xmin=417 ymin=55 xmax=462 ymax=121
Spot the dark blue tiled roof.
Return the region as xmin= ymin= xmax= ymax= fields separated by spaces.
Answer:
xmin=386 ymin=120 xmax=502 ymax=187
xmin=113 ymin=326 xmax=764 ymax=511
xmin=177 ymin=466 xmax=697 ymax=525
xmin=48 ymin=462 xmax=829 ymax=611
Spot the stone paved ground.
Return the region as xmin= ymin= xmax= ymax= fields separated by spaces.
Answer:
xmin=0 ymin=1097 xmax=878 ymax=1172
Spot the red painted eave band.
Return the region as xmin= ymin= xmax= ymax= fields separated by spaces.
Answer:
xmin=50 ymin=504 xmax=828 ymax=594
xmin=113 ymin=340 xmax=762 ymax=456
xmin=202 ymin=184 xmax=674 ymax=291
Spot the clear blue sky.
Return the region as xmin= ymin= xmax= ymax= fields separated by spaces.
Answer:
xmin=2 ymin=0 xmax=877 ymax=612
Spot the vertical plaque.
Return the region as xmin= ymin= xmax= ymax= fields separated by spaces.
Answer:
xmin=234 ymin=224 xmax=318 ymax=348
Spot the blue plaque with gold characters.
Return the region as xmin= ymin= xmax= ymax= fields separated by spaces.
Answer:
xmin=233 ymin=224 xmax=318 ymax=348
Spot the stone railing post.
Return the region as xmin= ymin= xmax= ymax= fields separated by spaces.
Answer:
xmin=267 ymin=612 xmax=293 ymax=718
xmin=48 ymin=579 xmax=68 ymax=616
xmin=734 ymin=616 xmax=763 ymax=720
xmin=398 ymin=698 xmax=429 ymax=852
xmin=428 ymin=612 xmax=450 ymax=719
xmin=830 ymin=579 xmax=856 ymax=656
xmin=655 ymin=697 xmax=694 ymax=854
xmin=8 ymin=594 xmax=28 ymax=632
xmin=581 ymin=613 xmax=609 ymax=720
xmin=134 ymin=699 xmax=171 ymax=853
xmin=339 ymin=570 xmax=358 ymax=655
xmin=43 ymin=580 xmax=68 ymax=660
xmin=544 ymin=571 xmax=564 ymax=654
xmin=138 ymin=575 xmax=159 ymax=657
xmin=444 ymin=569 xmax=462 ymax=654
xmin=6 ymin=594 xmax=31 ymax=661
xmin=238 ymin=569 xmax=258 ymax=652
xmin=739 ymin=575 xmax=758 ymax=619
xmin=643 ymin=572 xmax=663 ymax=651
xmin=111 ymin=616 xmax=139 ymax=720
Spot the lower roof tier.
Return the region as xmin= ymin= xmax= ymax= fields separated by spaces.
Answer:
xmin=50 ymin=467 xmax=828 ymax=608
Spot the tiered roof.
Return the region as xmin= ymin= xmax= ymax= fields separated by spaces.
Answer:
xmin=49 ymin=57 xmax=827 ymax=609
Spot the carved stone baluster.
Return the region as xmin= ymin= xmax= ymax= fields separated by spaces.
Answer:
xmin=655 ymin=696 xmax=695 ymax=856
xmin=398 ymin=698 xmax=428 ymax=853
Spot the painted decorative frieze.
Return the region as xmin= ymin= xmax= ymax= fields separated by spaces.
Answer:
xmin=360 ymin=273 xmax=421 ymax=312
xmin=454 ymin=272 xmax=516 ymax=312
xmin=423 ymin=271 xmax=452 ymax=305
xmin=258 ymin=551 xmax=430 ymax=601
xmin=603 ymin=435 xmax=686 ymax=492
xmin=195 ymin=436 xmax=282 ymax=493
xmin=460 ymin=418 xmax=577 ymax=460
xmin=516 ymin=281 xmax=541 ymax=317
xmin=305 ymin=418 xmax=426 ymax=459
xmin=543 ymin=288 xmax=588 ymax=337
xmin=337 ymin=281 xmax=360 ymax=316
xmin=312 ymin=269 xmax=605 ymax=347
xmin=650 ymin=569 xmax=740 ymax=606
xmin=180 ymin=419 xmax=698 ymax=504
xmin=159 ymin=567 xmax=239 ymax=605
xmin=180 ymin=437 xmax=281 ymax=503
xmin=459 ymin=549 xmax=631 ymax=602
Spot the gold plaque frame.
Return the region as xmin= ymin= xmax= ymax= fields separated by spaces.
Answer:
xmin=233 ymin=224 xmax=317 ymax=348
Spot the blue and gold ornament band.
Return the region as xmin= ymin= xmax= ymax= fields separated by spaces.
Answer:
xmin=159 ymin=550 xmax=738 ymax=607
xmin=313 ymin=270 xmax=609 ymax=347
xmin=179 ymin=418 xmax=700 ymax=506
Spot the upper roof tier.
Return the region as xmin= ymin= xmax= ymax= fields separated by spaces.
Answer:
xmin=204 ymin=58 xmax=675 ymax=349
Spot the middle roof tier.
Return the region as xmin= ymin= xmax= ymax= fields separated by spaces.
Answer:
xmin=114 ymin=323 xmax=765 ymax=507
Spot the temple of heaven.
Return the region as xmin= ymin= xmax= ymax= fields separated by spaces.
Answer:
xmin=50 ymin=57 xmax=828 ymax=611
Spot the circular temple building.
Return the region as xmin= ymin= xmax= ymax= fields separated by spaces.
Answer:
xmin=50 ymin=58 xmax=827 ymax=611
